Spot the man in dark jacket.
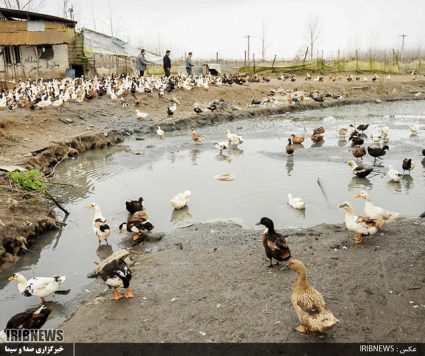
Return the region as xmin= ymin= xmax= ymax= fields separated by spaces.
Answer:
xmin=136 ymin=49 xmax=148 ymax=77
xmin=185 ymin=52 xmax=194 ymax=75
xmin=163 ymin=50 xmax=171 ymax=77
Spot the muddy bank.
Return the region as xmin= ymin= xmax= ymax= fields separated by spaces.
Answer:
xmin=0 ymin=131 xmax=124 ymax=269
xmin=62 ymin=218 xmax=425 ymax=342
xmin=0 ymin=75 xmax=424 ymax=270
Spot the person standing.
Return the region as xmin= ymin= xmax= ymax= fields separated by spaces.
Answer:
xmin=163 ymin=50 xmax=171 ymax=77
xmin=136 ymin=49 xmax=148 ymax=77
xmin=185 ymin=52 xmax=195 ymax=75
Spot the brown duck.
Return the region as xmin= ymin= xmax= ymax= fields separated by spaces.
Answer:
xmin=256 ymin=217 xmax=291 ymax=267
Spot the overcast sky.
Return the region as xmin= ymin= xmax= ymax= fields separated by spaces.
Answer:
xmin=40 ymin=0 xmax=424 ymax=60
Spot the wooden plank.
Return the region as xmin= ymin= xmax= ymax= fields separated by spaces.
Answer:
xmin=0 ymin=30 xmax=74 ymax=45
xmin=87 ymin=249 xmax=130 ymax=278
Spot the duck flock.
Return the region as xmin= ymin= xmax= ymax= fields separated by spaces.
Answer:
xmin=1 ymin=72 xmax=425 ymax=340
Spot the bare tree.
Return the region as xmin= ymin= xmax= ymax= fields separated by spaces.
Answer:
xmin=305 ymin=15 xmax=321 ymax=62
xmin=1 ymin=0 xmax=46 ymax=11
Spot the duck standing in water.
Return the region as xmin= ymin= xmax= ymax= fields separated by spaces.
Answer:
xmin=88 ymin=202 xmax=111 ymax=244
xmin=286 ymin=138 xmax=295 ymax=156
xmin=256 ymin=217 xmax=291 ymax=267
xmin=402 ymin=158 xmax=415 ymax=175
xmin=288 ymin=259 xmax=339 ymax=334
xmin=126 ymin=197 xmax=144 ymax=214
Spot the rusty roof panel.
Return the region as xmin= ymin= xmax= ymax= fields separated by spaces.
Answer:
xmin=0 ymin=27 xmax=74 ymax=45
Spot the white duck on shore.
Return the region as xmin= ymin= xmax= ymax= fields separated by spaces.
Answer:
xmin=354 ymin=191 xmax=399 ymax=223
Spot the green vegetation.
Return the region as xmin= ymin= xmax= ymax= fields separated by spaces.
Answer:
xmin=8 ymin=170 xmax=47 ymax=191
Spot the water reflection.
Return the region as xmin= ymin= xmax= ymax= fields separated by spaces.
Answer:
xmin=311 ymin=141 xmax=324 ymax=148
xmin=230 ymin=147 xmax=244 ymax=156
xmin=421 ymin=158 xmax=425 ymax=168
xmin=386 ymin=180 xmax=402 ymax=192
xmin=337 ymin=139 xmax=347 ymax=147
xmin=215 ymin=152 xmax=231 ymax=163
xmin=401 ymin=175 xmax=414 ymax=191
xmin=293 ymin=143 xmax=305 ymax=150
xmin=286 ymin=156 xmax=294 ymax=176
xmin=347 ymin=176 xmax=373 ymax=191
xmin=170 ymin=206 xmax=192 ymax=224
xmin=191 ymin=149 xmax=201 ymax=165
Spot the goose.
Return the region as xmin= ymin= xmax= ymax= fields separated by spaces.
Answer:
xmin=136 ymin=110 xmax=148 ymax=119
xmin=288 ymin=259 xmax=339 ymax=334
xmin=290 ymin=134 xmax=305 ymax=144
xmin=5 ymin=305 xmax=51 ymax=330
xmin=354 ymin=191 xmax=399 ymax=223
xmin=402 ymin=158 xmax=415 ymax=175
xmin=171 ymin=191 xmax=191 ymax=209
xmin=286 ymin=138 xmax=294 ymax=155
xmin=156 ymin=126 xmax=165 ymax=139
xmin=256 ymin=217 xmax=291 ymax=267
xmin=288 ymin=193 xmax=305 ymax=210
xmin=338 ymin=201 xmax=385 ymax=244
xmin=88 ymin=202 xmax=111 ymax=244
xmin=8 ymin=273 xmax=70 ymax=304
xmin=387 ymin=165 xmax=402 ymax=182
xmin=348 ymin=160 xmax=373 ymax=178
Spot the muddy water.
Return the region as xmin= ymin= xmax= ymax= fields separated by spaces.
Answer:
xmin=0 ymin=100 xmax=424 ymax=330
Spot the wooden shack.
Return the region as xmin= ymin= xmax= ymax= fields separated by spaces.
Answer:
xmin=0 ymin=7 xmax=77 ymax=80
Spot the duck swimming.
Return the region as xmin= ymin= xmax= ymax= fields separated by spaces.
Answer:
xmin=288 ymin=259 xmax=339 ymax=334
xmin=8 ymin=273 xmax=70 ymax=304
xmin=286 ymin=138 xmax=294 ymax=155
xmin=290 ymin=134 xmax=305 ymax=144
xmin=348 ymin=160 xmax=373 ymax=178
xmin=171 ymin=191 xmax=191 ymax=209
xmin=388 ymin=165 xmax=402 ymax=182
xmin=256 ymin=217 xmax=291 ymax=267
xmin=288 ymin=193 xmax=305 ymax=210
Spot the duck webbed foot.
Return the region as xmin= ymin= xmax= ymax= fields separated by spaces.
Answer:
xmin=354 ymin=235 xmax=365 ymax=244
xmin=124 ymin=288 xmax=134 ymax=298
xmin=266 ymin=259 xmax=274 ymax=268
xmin=111 ymin=289 xmax=123 ymax=300
xmin=295 ymin=325 xmax=309 ymax=334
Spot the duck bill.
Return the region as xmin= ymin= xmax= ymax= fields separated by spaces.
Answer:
xmin=8 ymin=276 xmax=16 ymax=281
xmin=353 ymin=193 xmax=361 ymax=199
xmin=338 ymin=204 xmax=346 ymax=208
xmin=255 ymin=222 xmax=262 ymax=226
xmin=87 ymin=203 xmax=94 ymax=208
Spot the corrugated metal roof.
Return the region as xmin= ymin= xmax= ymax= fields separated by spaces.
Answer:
xmin=0 ymin=7 xmax=76 ymax=26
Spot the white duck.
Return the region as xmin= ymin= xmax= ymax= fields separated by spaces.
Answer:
xmin=171 ymin=191 xmax=191 ymax=210
xmin=338 ymin=201 xmax=384 ymax=244
xmin=387 ymin=165 xmax=402 ymax=182
xmin=136 ymin=110 xmax=148 ymax=119
xmin=8 ymin=273 xmax=69 ymax=304
xmin=214 ymin=141 xmax=228 ymax=152
xmin=88 ymin=202 xmax=111 ymax=244
xmin=370 ymin=133 xmax=382 ymax=143
xmin=288 ymin=194 xmax=306 ymax=210
xmin=410 ymin=124 xmax=419 ymax=135
xmin=226 ymin=130 xmax=244 ymax=147
xmin=354 ymin=191 xmax=399 ymax=223
xmin=156 ymin=126 xmax=165 ymax=139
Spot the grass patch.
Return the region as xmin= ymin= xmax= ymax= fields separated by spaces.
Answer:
xmin=8 ymin=170 xmax=46 ymax=191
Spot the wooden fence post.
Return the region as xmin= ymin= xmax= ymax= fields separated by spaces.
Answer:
xmin=271 ymin=54 xmax=276 ymax=72
xmin=303 ymin=47 xmax=309 ymax=69
xmin=356 ymin=50 xmax=359 ymax=71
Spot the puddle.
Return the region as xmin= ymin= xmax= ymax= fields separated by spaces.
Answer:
xmin=1 ymin=100 xmax=424 ymax=330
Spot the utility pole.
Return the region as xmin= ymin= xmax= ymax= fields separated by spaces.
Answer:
xmin=400 ymin=34 xmax=408 ymax=62
xmin=245 ymin=35 xmax=252 ymax=66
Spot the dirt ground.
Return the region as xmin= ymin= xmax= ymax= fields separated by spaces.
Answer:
xmin=61 ymin=219 xmax=425 ymax=342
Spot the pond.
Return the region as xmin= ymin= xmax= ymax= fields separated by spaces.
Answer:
xmin=0 ymin=100 xmax=424 ymax=330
